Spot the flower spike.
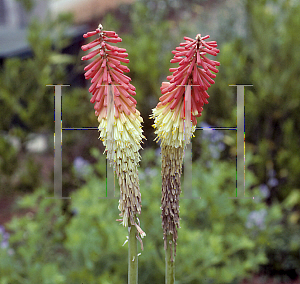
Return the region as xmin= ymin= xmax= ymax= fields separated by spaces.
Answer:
xmin=152 ymin=33 xmax=220 ymax=149
xmin=82 ymin=25 xmax=145 ymax=239
xmin=151 ymin=34 xmax=220 ymax=255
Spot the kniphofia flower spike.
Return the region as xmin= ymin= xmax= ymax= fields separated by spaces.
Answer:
xmin=152 ymin=34 xmax=220 ymax=254
xmin=153 ymin=34 xmax=220 ymax=148
xmin=82 ymin=24 xmax=146 ymax=240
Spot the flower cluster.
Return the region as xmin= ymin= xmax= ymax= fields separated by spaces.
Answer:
xmin=0 ymin=225 xmax=14 ymax=255
xmin=246 ymin=209 xmax=267 ymax=230
xmin=152 ymin=34 xmax=220 ymax=148
xmin=0 ymin=225 xmax=10 ymax=249
xmin=82 ymin=26 xmax=139 ymax=124
xmin=82 ymin=25 xmax=145 ymax=238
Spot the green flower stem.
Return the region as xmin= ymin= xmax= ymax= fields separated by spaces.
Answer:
xmin=128 ymin=224 xmax=138 ymax=284
xmin=165 ymin=234 xmax=175 ymax=284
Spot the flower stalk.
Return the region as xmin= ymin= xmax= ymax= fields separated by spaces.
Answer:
xmin=152 ymin=34 xmax=220 ymax=283
xmin=128 ymin=225 xmax=138 ymax=284
xmin=165 ymin=234 xmax=175 ymax=284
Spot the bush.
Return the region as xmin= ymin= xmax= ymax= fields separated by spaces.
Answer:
xmin=0 ymin=147 xmax=286 ymax=283
xmin=0 ymin=188 xmax=68 ymax=284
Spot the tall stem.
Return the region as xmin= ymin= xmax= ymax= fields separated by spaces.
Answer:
xmin=165 ymin=234 xmax=175 ymax=284
xmin=128 ymin=224 xmax=138 ymax=284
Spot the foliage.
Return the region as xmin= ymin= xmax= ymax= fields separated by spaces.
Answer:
xmin=0 ymin=134 xmax=41 ymax=196
xmin=0 ymin=14 xmax=74 ymax=133
xmin=1 ymin=145 xmax=298 ymax=283
xmin=205 ymin=0 xmax=300 ymax=278
xmin=0 ymin=13 xmax=94 ymax=196
xmin=207 ymin=0 xmax=300 ymax=198
xmin=263 ymin=189 xmax=300 ymax=281
xmin=245 ymin=0 xmax=300 ymax=201
xmin=0 ymin=14 xmax=75 ymax=196
xmin=16 ymin=0 xmax=34 ymax=12
xmin=0 ymin=188 xmax=68 ymax=284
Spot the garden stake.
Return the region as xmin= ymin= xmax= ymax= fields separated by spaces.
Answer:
xmin=81 ymin=24 xmax=145 ymax=284
xmin=151 ymin=34 xmax=220 ymax=284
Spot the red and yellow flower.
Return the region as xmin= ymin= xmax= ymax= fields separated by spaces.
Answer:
xmin=152 ymin=34 xmax=220 ymax=253
xmin=82 ymin=25 xmax=145 ymax=238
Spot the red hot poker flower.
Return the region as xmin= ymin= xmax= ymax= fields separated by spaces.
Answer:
xmin=152 ymin=34 xmax=220 ymax=148
xmin=151 ymin=34 xmax=220 ymax=256
xmin=81 ymin=25 xmax=138 ymax=122
xmin=81 ymin=25 xmax=145 ymax=240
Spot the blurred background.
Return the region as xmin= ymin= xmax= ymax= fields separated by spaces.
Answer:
xmin=0 ymin=0 xmax=300 ymax=283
